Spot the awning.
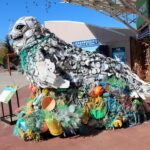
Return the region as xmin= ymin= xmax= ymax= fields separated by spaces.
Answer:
xmin=63 ymin=0 xmax=150 ymax=33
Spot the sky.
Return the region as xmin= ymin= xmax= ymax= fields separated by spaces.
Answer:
xmin=0 ymin=0 xmax=128 ymax=41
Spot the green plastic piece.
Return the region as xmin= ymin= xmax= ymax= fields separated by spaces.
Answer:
xmin=90 ymin=108 xmax=106 ymax=119
xmin=75 ymin=108 xmax=83 ymax=116
xmin=132 ymin=99 xmax=143 ymax=106
xmin=108 ymin=76 xmax=127 ymax=88
xmin=19 ymin=35 xmax=52 ymax=72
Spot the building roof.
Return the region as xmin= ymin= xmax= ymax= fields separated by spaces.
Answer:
xmin=45 ymin=20 xmax=135 ymax=31
xmin=45 ymin=20 xmax=135 ymax=44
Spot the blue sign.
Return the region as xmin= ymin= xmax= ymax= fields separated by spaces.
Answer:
xmin=72 ymin=39 xmax=100 ymax=48
xmin=112 ymin=47 xmax=126 ymax=62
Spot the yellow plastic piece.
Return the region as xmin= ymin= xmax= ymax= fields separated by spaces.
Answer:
xmin=25 ymin=100 xmax=34 ymax=116
xmin=18 ymin=128 xmax=24 ymax=139
xmin=82 ymin=107 xmax=90 ymax=124
xmin=25 ymin=129 xmax=34 ymax=140
xmin=114 ymin=120 xmax=123 ymax=128
xmin=82 ymin=97 xmax=105 ymax=124
xmin=87 ymin=97 xmax=104 ymax=109
xmin=42 ymin=89 xmax=49 ymax=96
xmin=45 ymin=119 xmax=63 ymax=136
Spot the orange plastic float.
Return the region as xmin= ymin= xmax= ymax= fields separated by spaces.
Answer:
xmin=90 ymin=86 xmax=104 ymax=98
xmin=41 ymin=96 xmax=56 ymax=111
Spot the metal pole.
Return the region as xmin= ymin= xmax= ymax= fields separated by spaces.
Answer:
xmin=8 ymin=100 xmax=13 ymax=123
xmin=1 ymin=102 xmax=4 ymax=117
xmin=113 ymin=15 xmax=138 ymax=33
xmin=16 ymin=90 xmax=20 ymax=107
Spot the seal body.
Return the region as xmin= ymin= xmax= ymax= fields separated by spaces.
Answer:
xmin=10 ymin=16 xmax=150 ymax=99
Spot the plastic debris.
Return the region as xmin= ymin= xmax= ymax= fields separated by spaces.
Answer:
xmin=13 ymin=79 xmax=148 ymax=141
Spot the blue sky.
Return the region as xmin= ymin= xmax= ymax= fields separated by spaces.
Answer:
xmin=0 ymin=0 xmax=127 ymax=41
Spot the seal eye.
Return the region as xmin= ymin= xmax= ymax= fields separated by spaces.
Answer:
xmin=16 ymin=24 xmax=25 ymax=30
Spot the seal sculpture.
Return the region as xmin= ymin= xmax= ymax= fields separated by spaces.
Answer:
xmin=9 ymin=16 xmax=150 ymax=141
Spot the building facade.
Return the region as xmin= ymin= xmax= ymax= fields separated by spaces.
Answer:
xmin=45 ymin=21 xmax=135 ymax=66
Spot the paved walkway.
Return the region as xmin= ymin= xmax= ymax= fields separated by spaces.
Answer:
xmin=0 ymin=113 xmax=150 ymax=150
xmin=0 ymin=70 xmax=29 ymax=92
